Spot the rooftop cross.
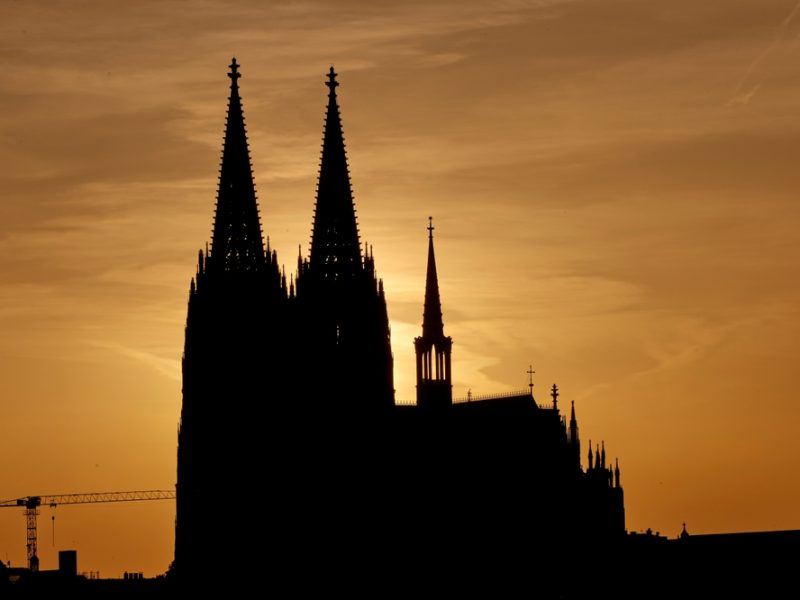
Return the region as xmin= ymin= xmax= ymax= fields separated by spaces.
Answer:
xmin=428 ymin=216 xmax=434 ymax=239
xmin=527 ymin=365 xmax=535 ymax=394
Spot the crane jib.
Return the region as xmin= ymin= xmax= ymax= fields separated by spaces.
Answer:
xmin=0 ymin=489 xmax=175 ymax=572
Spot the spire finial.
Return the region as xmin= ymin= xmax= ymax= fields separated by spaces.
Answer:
xmin=428 ymin=216 xmax=434 ymax=240
xmin=326 ymin=66 xmax=339 ymax=93
xmin=551 ymin=383 xmax=559 ymax=409
xmin=228 ymin=57 xmax=241 ymax=82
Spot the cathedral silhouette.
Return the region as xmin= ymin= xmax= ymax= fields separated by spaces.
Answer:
xmin=174 ymin=59 xmax=625 ymax=587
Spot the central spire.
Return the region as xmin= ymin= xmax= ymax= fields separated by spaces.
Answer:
xmin=423 ymin=217 xmax=444 ymax=339
xmin=209 ymin=57 xmax=265 ymax=272
xmin=415 ymin=217 xmax=453 ymax=409
xmin=309 ymin=66 xmax=361 ymax=280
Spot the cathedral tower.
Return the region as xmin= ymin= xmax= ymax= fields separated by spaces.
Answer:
xmin=175 ymin=59 xmax=285 ymax=577
xmin=414 ymin=218 xmax=453 ymax=409
xmin=295 ymin=67 xmax=394 ymax=412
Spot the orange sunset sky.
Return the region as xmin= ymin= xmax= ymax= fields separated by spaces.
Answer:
xmin=1 ymin=0 xmax=799 ymax=576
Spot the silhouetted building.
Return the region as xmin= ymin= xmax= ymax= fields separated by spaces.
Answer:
xmin=58 ymin=551 xmax=77 ymax=578
xmin=174 ymin=59 xmax=625 ymax=586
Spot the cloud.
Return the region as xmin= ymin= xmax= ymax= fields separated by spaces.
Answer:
xmin=728 ymin=0 xmax=800 ymax=105
xmin=86 ymin=341 xmax=181 ymax=382
xmin=727 ymin=82 xmax=761 ymax=106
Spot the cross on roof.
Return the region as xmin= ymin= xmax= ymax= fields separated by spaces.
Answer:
xmin=428 ymin=216 xmax=434 ymax=239
xmin=527 ymin=365 xmax=535 ymax=392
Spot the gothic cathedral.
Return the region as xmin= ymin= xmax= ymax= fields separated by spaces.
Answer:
xmin=175 ymin=60 xmax=624 ymax=586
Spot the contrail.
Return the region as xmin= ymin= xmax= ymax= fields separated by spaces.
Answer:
xmin=781 ymin=0 xmax=800 ymax=28
xmin=729 ymin=82 xmax=762 ymax=107
xmin=728 ymin=0 xmax=800 ymax=105
xmin=85 ymin=340 xmax=181 ymax=381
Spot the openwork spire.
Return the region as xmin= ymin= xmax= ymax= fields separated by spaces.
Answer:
xmin=422 ymin=216 xmax=444 ymax=339
xmin=210 ymin=58 xmax=265 ymax=272
xmin=309 ymin=66 xmax=361 ymax=280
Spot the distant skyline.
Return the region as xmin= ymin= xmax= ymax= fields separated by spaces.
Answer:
xmin=2 ymin=0 xmax=800 ymax=576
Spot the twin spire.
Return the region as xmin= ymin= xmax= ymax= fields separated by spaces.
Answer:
xmin=210 ymin=60 xmax=362 ymax=286
xmin=210 ymin=58 xmax=265 ymax=273
xmin=309 ymin=66 xmax=362 ymax=281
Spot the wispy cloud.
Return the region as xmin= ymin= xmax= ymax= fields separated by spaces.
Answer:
xmin=728 ymin=0 xmax=800 ymax=105
xmin=727 ymin=82 xmax=761 ymax=106
xmin=608 ymin=311 xmax=775 ymax=390
xmin=86 ymin=341 xmax=181 ymax=382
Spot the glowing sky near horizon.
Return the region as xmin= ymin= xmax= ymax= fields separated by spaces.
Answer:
xmin=1 ymin=0 xmax=799 ymax=576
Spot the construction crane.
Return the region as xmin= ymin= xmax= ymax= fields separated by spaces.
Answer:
xmin=0 ymin=490 xmax=175 ymax=571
